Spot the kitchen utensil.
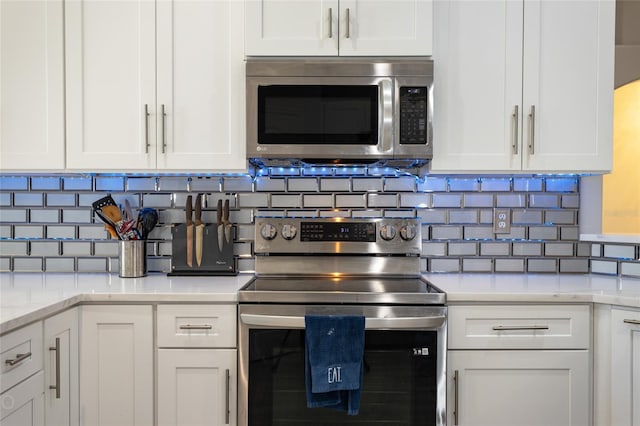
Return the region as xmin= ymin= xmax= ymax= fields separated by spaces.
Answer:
xmin=92 ymin=195 xmax=140 ymax=240
xmin=223 ymin=199 xmax=232 ymax=244
xmin=194 ymin=194 xmax=204 ymax=267
xmin=123 ymin=199 xmax=134 ymax=222
xmin=216 ymin=199 xmax=223 ymax=252
xmin=104 ymin=224 xmax=118 ymax=239
xmin=186 ymin=195 xmax=194 ymax=267
xmin=136 ymin=208 xmax=158 ymax=240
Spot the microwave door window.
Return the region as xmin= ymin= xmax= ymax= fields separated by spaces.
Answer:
xmin=258 ymin=85 xmax=378 ymax=145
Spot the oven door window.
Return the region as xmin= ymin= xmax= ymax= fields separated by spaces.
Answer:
xmin=248 ymin=329 xmax=437 ymax=426
xmin=257 ymin=85 xmax=379 ymax=145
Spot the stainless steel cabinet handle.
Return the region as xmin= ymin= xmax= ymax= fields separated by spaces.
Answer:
xmin=624 ymin=319 xmax=640 ymax=325
xmin=179 ymin=324 xmax=213 ymax=330
xmin=225 ymin=368 xmax=230 ymax=424
xmin=240 ymin=313 xmax=446 ymax=329
xmin=528 ymin=105 xmax=535 ymax=154
xmin=144 ymin=104 xmax=150 ymax=154
xmin=5 ymin=351 xmax=32 ymax=366
xmin=492 ymin=325 xmax=549 ymax=331
xmin=453 ymin=370 xmax=459 ymax=425
xmin=161 ymin=104 xmax=167 ymax=154
xmin=511 ymin=105 xmax=519 ymax=155
xmin=345 ymin=8 xmax=350 ymax=38
xmin=328 ymin=8 xmax=333 ymax=38
xmin=49 ymin=337 xmax=61 ymax=399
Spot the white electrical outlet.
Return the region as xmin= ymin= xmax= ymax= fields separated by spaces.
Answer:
xmin=493 ymin=208 xmax=511 ymax=233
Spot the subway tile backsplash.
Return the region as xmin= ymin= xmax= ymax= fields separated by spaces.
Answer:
xmin=1 ymin=171 xmax=639 ymax=278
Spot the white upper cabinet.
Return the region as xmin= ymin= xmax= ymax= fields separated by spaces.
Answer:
xmin=245 ymin=0 xmax=432 ymax=56
xmin=65 ymin=0 xmax=246 ymax=172
xmin=432 ymin=0 xmax=615 ymax=173
xmin=65 ymin=0 xmax=156 ymax=170
xmin=156 ymin=0 xmax=246 ymax=171
xmin=0 ymin=0 xmax=65 ymax=170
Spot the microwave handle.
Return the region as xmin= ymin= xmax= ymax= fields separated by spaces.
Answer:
xmin=379 ymin=78 xmax=393 ymax=154
xmin=240 ymin=313 xmax=445 ymax=330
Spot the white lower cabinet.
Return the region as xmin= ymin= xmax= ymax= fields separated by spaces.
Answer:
xmin=611 ymin=307 xmax=640 ymax=426
xmin=447 ymin=304 xmax=591 ymax=426
xmin=0 ymin=371 xmax=45 ymax=426
xmin=448 ymin=350 xmax=590 ymax=426
xmin=156 ymin=304 xmax=238 ymax=426
xmin=79 ymin=305 xmax=153 ymax=426
xmin=157 ymin=349 xmax=237 ymax=426
xmin=44 ymin=308 xmax=79 ymax=426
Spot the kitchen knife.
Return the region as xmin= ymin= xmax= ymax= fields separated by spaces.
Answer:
xmin=223 ymin=199 xmax=232 ymax=244
xmin=186 ymin=195 xmax=194 ymax=267
xmin=216 ymin=199 xmax=223 ymax=252
xmin=194 ymin=194 xmax=204 ymax=267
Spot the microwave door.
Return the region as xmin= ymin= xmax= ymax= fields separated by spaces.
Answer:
xmin=247 ymin=77 xmax=393 ymax=160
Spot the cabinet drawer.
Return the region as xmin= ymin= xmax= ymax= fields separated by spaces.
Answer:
xmin=1 ymin=321 xmax=43 ymax=393
xmin=157 ymin=305 xmax=237 ymax=348
xmin=448 ymin=304 xmax=590 ymax=349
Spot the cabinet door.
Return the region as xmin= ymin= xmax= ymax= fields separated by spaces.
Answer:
xmin=522 ymin=0 xmax=614 ymax=172
xmin=611 ymin=308 xmax=640 ymax=426
xmin=65 ymin=0 xmax=156 ymax=170
xmin=448 ymin=350 xmax=590 ymax=426
xmin=245 ymin=0 xmax=339 ymax=55
xmin=338 ymin=0 xmax=432 ymax=56
xmin=432 ymin=0 xmax=523 ymax=172
xmin=156 ymin=0 xmax=246 ymax=171
xmin=44 ymin=308 xmax=78 ymax=426
xmin=0 ymin=371 xmax=44 ymax=426
xmin=0 ymin=0 xmax=64 ymax=170
xmin=157 ymin=349 xmax=237 ymax=426
xmin=79 ymin=305 xmax=153 ymax=426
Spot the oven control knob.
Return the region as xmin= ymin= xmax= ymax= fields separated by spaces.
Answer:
xmin=379 ymin=224 xmax=397 ymax=241
xmin=400 ymin=224 xmax=418 ymax=241
xmin=281 ymin=223 xmax=298 ymax=240
xmin=260 ymin=223 xmax=278 ymax=240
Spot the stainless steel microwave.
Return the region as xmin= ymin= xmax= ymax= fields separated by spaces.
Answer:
xmin=246 ymin=58 xmax=433 ymax=167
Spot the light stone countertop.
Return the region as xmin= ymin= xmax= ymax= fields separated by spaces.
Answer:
xmin=0 ymin=273 xmax=253 ymax=335
xmin=1 ymin=272 xmax=639 ymax=335
xmin=423 ymin=273 xmax=640 ymax=308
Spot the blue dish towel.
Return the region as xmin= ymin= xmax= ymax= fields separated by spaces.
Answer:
xmin=304 ymin=315 xmax=365 ymax=415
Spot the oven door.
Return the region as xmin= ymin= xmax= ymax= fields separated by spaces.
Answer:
xmin=238 ymin=304 xmax=446 ymax=426
xmin=246 ymin=77 xmax=393 ymax=160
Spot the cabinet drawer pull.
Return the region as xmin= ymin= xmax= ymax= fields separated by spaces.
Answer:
xmin=225 ymin=368 xmax=230 ymax=424
xmin=161 ymin=104 xmax=167 ymax=153
xmin=528 ymin=105 xmax=535 ymax=154
xmin=179 ymin=324 xmax=213 ymax=330
xmin=328 ymin=8 xmax=333 ymax=38
xmin=511 ymin=105 xmax=519 ymax=155
xmin=345 ymin=8 xmax=350 ymax=38
xmin=49 ymin=337 xmax=61 ymax=399
xmin=453 ymin=369 xmax=459 ymax=425
xmin=623 ymin=319 xmax=640 ymax=325
xmin=5 ymin=351 xmax=32 ymax=366
xmin=144 ymin=104 xmax=150 ymax=154
xmin=492 ymin=325 xmax=549 ymax=331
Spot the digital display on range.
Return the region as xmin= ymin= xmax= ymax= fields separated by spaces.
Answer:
xmin=300 ymin=222 xmax=376 ymax=242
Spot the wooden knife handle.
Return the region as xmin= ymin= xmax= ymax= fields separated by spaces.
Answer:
xmin=216 ymin=199 xmax=223 ymax=225
xmin=186 ymin=195 xmax=193 ymax=224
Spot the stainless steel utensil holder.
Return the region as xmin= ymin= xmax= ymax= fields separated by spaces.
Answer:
xmin=119 ymin=240 xmax=147 ymax=278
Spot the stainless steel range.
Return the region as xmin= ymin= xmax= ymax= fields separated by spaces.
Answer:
xmin=238 ymin=217 xmax=447 ymax=426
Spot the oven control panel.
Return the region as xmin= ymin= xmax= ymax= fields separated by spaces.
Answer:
xmin=254 ymin=218 xmax=421 ymax=255
xmin=300 ymin=222 xmax=375 ymax=242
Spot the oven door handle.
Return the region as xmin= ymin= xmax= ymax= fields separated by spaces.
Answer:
xmin=240 ymin=313 xmax=446 ymax=329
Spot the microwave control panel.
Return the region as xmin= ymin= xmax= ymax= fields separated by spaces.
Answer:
xmin=399 ymin=87 xmax=428 ymax=145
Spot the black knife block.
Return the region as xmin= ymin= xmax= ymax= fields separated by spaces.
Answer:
xmin=168 ymin=223 xmax=237 ymax=276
